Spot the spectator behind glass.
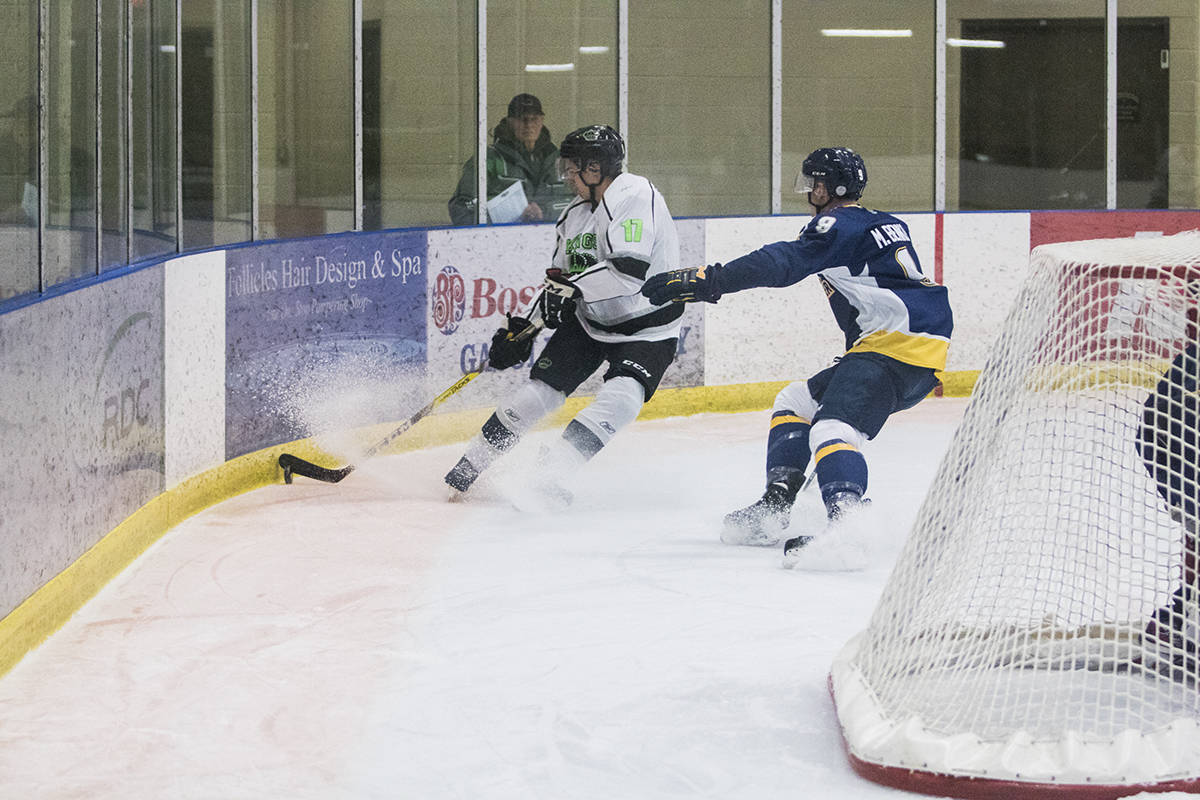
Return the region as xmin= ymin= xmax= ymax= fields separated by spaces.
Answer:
xmin=449 ymin=93 xmax=574 ymax=225
xmin=0 ymin=95 xmax=37 ymax=226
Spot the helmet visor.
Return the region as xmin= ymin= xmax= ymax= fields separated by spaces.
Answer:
xmin=794 ymin=171 xmax=817 ymax=194
xmin=558 ymin=156 xmax=582 ymax=182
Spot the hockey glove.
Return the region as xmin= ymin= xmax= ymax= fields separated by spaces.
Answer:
xmin=537 ymin=267 xmax=581 ymax=329
xmin=488 ymin=314 xmax=536 ymax=370
xmin=640 ymin=264 xmax=721 ymax=305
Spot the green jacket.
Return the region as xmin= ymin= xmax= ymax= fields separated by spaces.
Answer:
xmin=448 ymin=119 xmax=574 ymax=225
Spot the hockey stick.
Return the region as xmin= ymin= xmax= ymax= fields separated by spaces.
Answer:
xmin=279 ymin=287 xmax=557 ymax=484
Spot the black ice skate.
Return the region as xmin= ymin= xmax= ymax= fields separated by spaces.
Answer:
xmin=722 ymin=481 xmax=796 ymax=547
xmin=826 ymin=489 xmax=866 ymax=521
xmin=1142 ymin=585 xmax=1200 ymax=684
xmin=782 ymin=489 xmax=869 ymax=570
xmin=444 ymin=456 xmax=481 ymax=498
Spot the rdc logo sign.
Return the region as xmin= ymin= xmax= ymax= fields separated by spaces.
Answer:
xmin=433 ymin=264 xmax=467 ymax=335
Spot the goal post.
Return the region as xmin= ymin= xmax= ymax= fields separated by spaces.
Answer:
xmin=831 ymin=230 xmax=1200 ymax=799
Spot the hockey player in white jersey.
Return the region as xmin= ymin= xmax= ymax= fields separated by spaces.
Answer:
xmin=444 ymin=125 xmax=682 ymax=503
xmin=642 ymin=147 xmax=953 ymax=567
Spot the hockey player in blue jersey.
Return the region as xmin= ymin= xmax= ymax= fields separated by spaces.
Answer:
xmin=1139 ymin=337 xmax=1199 ymax=680
xmin=641 ymin=147 xmax=953 ymax=566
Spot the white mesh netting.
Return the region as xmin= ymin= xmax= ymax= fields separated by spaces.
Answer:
xmin=832 ymin=230 xmax=1200 ymax=794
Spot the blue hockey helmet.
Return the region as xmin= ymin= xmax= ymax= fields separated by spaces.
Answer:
xmin=559 ymin=125 xmax=625 ymax=179
xmin=797 ymin=147 xmax=867 ymax=200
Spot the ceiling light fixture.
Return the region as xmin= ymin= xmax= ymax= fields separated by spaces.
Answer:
xmin=524 ymin=63 xmax=575 ymax=72
xmin=820 ymin=28 xmax=913 ymax=38
xmin=947 ymin=37 xmax=1005 ymax=48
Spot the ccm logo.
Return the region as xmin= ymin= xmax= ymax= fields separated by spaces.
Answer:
xmin=621 ymin=359 xmax=651 ymax=379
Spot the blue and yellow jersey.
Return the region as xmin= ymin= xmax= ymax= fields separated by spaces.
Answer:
xmin=714 ymin=205 xmax=953 ymax=370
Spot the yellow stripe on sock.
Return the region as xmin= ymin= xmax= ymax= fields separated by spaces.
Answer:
xmin=814 ymin=442 xmax=857 ymax=462
xmin=770 ymin=414 xmax=810 ymax=428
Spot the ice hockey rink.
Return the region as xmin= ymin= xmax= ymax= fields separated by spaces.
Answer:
xmin=0 ymin=396 xmax=1182 ymax=799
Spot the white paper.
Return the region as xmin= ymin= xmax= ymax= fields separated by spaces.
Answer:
xmin=486 ymin=180 xmax=528 ymax=224
xmin=21 ymin=182 xmax=36 ymax=223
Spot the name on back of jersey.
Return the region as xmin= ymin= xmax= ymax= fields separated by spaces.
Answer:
xmin=870 ymin=223 xmax=911 ymax=249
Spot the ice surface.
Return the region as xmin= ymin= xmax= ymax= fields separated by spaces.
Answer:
xmin=0 ymin=400 xmax=969 ymax=799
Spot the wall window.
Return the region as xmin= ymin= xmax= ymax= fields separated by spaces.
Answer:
xmin=178 ymin=0 xmax=249 ymax=250
xmin=463 ymin=0 xmax=617 ymax=226
xmin=948 ymin=2 xmax=1106 ymax=210
xmin=0 ymin=0 xmax=38 ymax=300
xmin=783 ymin=2 xmax=935 ymax=213
xmin=44 ymin=0 xmax=98 ymax=286
xmin=1119 ymin=6 xmax=1194 ymax=210
xmin=182 ymin=2 xmax=251 ymax=249
xmin=132 ymin=0 xmax=178 ymax=260
xmin=100 ymin=0 xmax=128 ymax=271
xmin=364 ymin=1 xmax=477 ymax=229
xmin=259 ymin=0 xmax=354 ymax=239
xmin=630 ymin=1 xmax=771 ymax=217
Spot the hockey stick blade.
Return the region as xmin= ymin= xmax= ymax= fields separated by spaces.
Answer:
xmin=279 ymin=453 xmax=355 ymax=484
xmin=278 ymin=312 xmax=548 ymax=485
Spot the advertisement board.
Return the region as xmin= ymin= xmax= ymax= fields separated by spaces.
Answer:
xmin=0 ymin=269 xmax=164 ymax=617
xmin=1030 ymin=210 xmax=1200 ymax=249
xmin=224 ymin=231 xmax=428 ymax=458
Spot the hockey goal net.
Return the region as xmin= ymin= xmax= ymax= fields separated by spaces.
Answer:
xmin=832 ymin=230 xmax=1200 ymax=799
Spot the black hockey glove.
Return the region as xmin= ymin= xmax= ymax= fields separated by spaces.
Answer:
xmin=537 ymin=267 xmax=581 ymax=328
xmin=488 ymin=314 xmax=536 ymax=370
xmin=640 ymin=264 xmax=721 ymax=305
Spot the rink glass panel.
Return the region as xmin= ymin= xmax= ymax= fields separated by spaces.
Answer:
xmin=781 ymin=1 xmax=935 ymax=214
xmin=628 ymin=0 xmax=772 ymax=218
xmin=257 ymin=0 xmax=355 ymax=239
xmin=362 ymin=0 xmax=478 ymax=229
xmin=0 ymin=1 xmax=37 ymax=301
xmin=180 ymin=1 xmax=251 ymax=250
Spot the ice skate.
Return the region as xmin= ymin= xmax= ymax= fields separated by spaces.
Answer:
xmin=722 ymin=482 xmax=794 ymax=547
xmin=1141 ymin=585 xmax=1200 ymax=684
xmin=782 ymin=490 xmax=869 ymax=571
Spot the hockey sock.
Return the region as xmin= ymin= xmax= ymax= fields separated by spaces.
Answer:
xmin=766 ymin=410 xmax=812 ymax=480
xmin=813 ymin=439 xmax=868 ymax=509
xmin=562 ymin=419 xmax=605 ymax=459
xmin=568 ymin=376 xmax=645 ymax=457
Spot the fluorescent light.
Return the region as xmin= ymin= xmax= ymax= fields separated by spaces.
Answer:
xmin=579 ymin=45 xmax=609 ymax=54
xmin=948 ymin=37 xmax=1005 ymax=48
xmin=158 ymin=44 xmax=176 ymax=53
xmin=820 ymin=28 xmax=912 ymax=38
xmin=524 ymin=63 xmax=575 ymax=72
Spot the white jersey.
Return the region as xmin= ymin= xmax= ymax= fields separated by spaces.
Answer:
xmin=551 ymin=172 xmax=682 ymax=343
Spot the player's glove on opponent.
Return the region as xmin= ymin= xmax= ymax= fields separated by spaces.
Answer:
xmin=488 ymin=314 xmax=535 ymax=370
xmin=537 ymin=267 xmax=581 ymax=329
xmin=640 ymin=264 xmax=722 ymax=305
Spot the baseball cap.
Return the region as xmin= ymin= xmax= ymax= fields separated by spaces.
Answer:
xmin=508 ymin=93 xmax=544 ymax=117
